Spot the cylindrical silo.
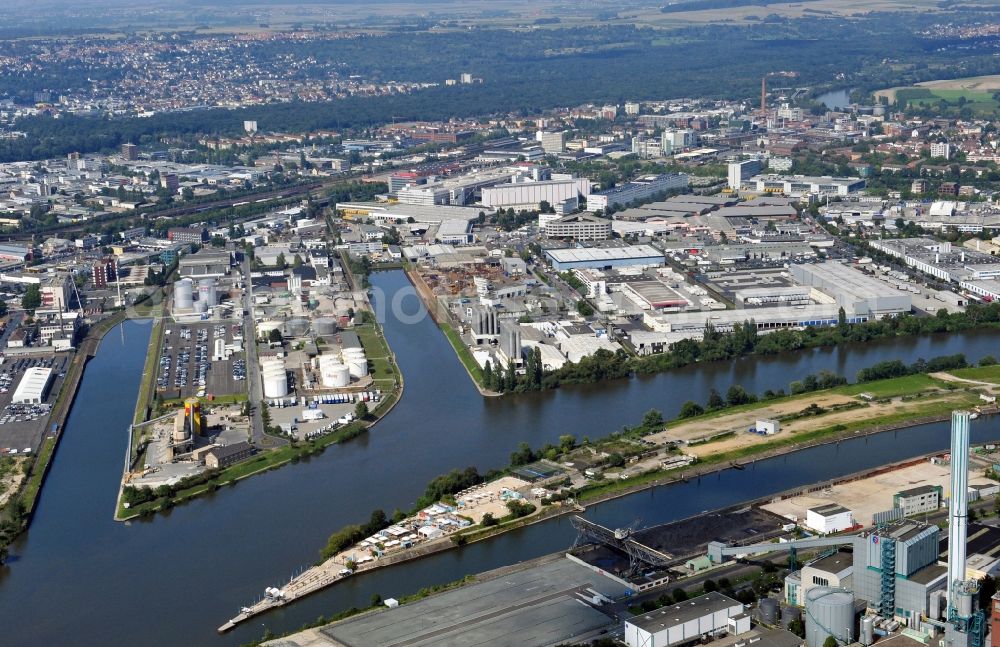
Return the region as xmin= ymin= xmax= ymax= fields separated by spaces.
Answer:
xmin=324 ymin=363 xmax=350 ymax=388
xmin=194 ymin=299 xmax=208 ymax=314
xmin=760 ymin=598 xmax=778 ymax=625
xmin=174 ymin=278 xmax=194 ymax=310
xmin=861 ymin=617 xmax=874 ymax=646
xmin=805 ymin=588 xmax=854 ymax=647
xmin=198 ymin=277 xmax=217 ymax=306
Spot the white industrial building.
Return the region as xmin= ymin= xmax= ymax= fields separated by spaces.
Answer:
xmin=588 ymin=174 xmax=689 ymax=211
xmin=643 ymin=304 xmax=867 ymax=339
xmin=480 ymin=178 xmax=590 ymax=211
xmin=728 ymin=160 xmax=763 ymax=189
xmin=13 ymin=367 xmax=53 ymax=404
xmin=869 ymin=238 xmax=1000 ymax=283
xmin=790 ymin=262 xmax=912 ymax=318
xmin=624 ymin=592 xmax=744 ymax=647
xmin=805 ymin=503 xmax=854 ymax=534
xmin=542 ymin=214 xmax=612 ymax=241
xmin=544 ymin=245 xmax=663 ymax=271
xmin=739 ymin=174 xmax=865 ymax=197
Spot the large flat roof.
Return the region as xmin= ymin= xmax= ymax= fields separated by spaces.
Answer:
xmin=12 ymin=367 xmax=52 ymax=403
xmin=627 ymin=591 xmax=741 ymax=633
xmin=544 ymin=245 xmax=662 ymax=263
xmin=315 ymin=557 xmax=617 ymax=647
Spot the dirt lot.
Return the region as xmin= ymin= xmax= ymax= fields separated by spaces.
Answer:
xmin=645 ymin=390 xmax=970 ymax=459
xmin=762 ymin=460 xmax=993 ymax=527
xmin=455 ymin=476 xmax=533 ymax=523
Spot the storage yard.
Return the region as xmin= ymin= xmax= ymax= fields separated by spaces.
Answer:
xmin=762 ymin=456 xmax=995 ymax=528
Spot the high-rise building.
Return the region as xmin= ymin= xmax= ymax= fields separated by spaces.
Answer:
xmin=121 ymin=143 xmax=139 ymax=161
xmin=930 ymin=142 xmax=951 ymax=160
xmin=537 ymin=131 xmax=566 ymax=154
xmin=92 ymin=257 xmax=118 ymax=288
xmin=727 ymin=159 xmax=763 ymax=189
xmin=624 ymin=102 xmax=640 ymax=116
xmin=244 ymin=120 xmax=258 ymax=134
xmin=161 ymin=173 xmax=179 ymax=193
xmin=460 ymin=72 xmax=473 ymax=84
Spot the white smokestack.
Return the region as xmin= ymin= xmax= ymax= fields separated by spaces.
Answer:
xmin=948 ymin=410 xmax=971 ymax=609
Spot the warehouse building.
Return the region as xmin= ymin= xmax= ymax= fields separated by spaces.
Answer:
xmin=893 ymin=485 xmax=943 ymax=516
xmin=480 ymin=178 xmax=591 ymax=211
xmin=806 ymin=503 xmax=855 ymax=534
xmin=624 ymin=591 xmax=744 ymax=647
xmin=179 ymin=249 xmax=231 ymax=278
xmin=543 ymin=214 xmax=612 ymax=241
xmin=790 ymin=262 xmax=912 ymax=318
xmin=643 ymin=304 xmax=868 ymax=338
xmin=588 ymin=173 xmax=689 ymax=211
xmin=869 ymin=238 xmax=1000 ymax=283
xmin=204 ymin=442 xmax=255 ymax=469
xmin=740 ymin=174 xmax=866 ymax=197
xmin=544 ymin=245 xmax=663 ymax=271
xmin=12 ymin=367 xmax=53 ymax=404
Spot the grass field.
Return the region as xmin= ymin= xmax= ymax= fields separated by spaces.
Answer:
xmin=948 ymin=364 xmax=1000 ymax=385
xmin=878 ymin=83 xmax=1000 ymax=115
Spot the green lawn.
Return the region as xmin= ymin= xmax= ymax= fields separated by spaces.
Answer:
xmin=948 ymin=365 xmax=1000 ymax=385
xmin=20 ymin=436 xmax=56 ymax=511
xmin=839 ymin=373 xmax=946 ymax=398
xmin=439 ymin=323 xmax=484 ymax=385
xmin=897 ymin=87 xmax=999 ymax=115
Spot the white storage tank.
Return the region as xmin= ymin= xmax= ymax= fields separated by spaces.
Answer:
xmin=198 ymin=278 xmax=217 ymax=307
xmin=805 ymin=587 xmax=855 ymax=647
xmin=174 ymin=278 xmax=194 ymax=310
xmin=194 ymin=299 xmax=208 ymax=314
xmin=347 ymin=358 xmax=368 ymax=378
xmin=261 ymin=358 xmax=288 ymax=398
xmin=318 ymin=355 xmax=351 ymax=388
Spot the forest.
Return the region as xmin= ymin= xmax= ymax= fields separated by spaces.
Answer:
xmin=3 ymin=12 xmax=998 ymax=162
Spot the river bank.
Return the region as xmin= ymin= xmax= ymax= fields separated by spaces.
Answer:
xmin=218 ymin=362 xmax=998 ymax=630
xmin=8 ymin=270 xmax=1000 ymax=647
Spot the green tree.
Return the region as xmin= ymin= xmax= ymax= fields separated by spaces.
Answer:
xmin=823 ymin=636 xmax=838 ymax=647
xmin=706 ymin=388 xmax=725 ymax=410
xmin=642 ymin=409 xmax=664 ymax=429
xmin=481 ymin=512 xmax=498 ymax=527
xmin=21 ymin=284 xmax=41 ymax=311
xmin=679 ymin=401 xmax=705 ymax=418
xmin=268 ymin=328 xmax=283 ymax=344
xmin=483 ymin=360 xmax=494 ymax=390
xmin=672 ymin=588 xmax=688 ymax=603
xmin=576 ymin=300 xmax=595 ymax=317
xmin=788 ymin=618 xmax=805 ymax=637
xmin=276 ymin=252 xmax=287 ymax=269
xmin=354 ymin=401 xmax=369 ymax=419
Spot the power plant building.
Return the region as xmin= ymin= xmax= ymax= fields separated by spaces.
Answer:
xmin=624 ymin=592 xmax=744 ymax=647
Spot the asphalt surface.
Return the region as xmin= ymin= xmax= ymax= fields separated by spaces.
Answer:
xmin=0 ymin=353 xmax=70 ymax=452
xmin=156 ymin=322 xmax=245 ymax=399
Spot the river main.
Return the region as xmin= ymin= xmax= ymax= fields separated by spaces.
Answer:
xmin=1 ymin=269 xmax=998 ymax=646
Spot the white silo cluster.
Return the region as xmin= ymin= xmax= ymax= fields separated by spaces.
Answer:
xmin=318 ymin=355 xmax=351 ymax=388
xmin=261 ymin=357 xmax=288 ymax=398
xmin=173 ymin=277 xmax=219 ymax=315
xmin=342 ymin=347 xmax=368 ymax=378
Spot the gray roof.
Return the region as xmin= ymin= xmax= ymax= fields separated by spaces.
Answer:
xmin=809 ymin=503 xmax=850 ymax=516
xmin=208 ymin=441 xmax=253 ymax=461
xmin=628 ymin=591 xmax=741 ymax=632
xmin=897 ymin=484 xmax=941 ymax=497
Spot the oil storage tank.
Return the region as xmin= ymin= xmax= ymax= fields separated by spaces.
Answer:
xmin=313 ymin=317 xmax=338 ymax=337
xmin=342 ymin=348 xmax=368 ymax=378
xmin=285 ymin=318 xmax=310 ymax=338
xmin=261 ymin=358 xmax=288 ymax=398
xmin=805 ymin=587 xmax=855 ymax=647
xmin=318 ymin=355 xmax=350 ymax=388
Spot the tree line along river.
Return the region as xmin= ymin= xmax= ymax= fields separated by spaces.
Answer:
xmin=0 ymin=269 xmax=998 ymax=647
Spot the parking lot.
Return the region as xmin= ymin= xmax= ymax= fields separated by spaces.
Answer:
xmin=157 ymin=322 xmax=247 ymax=399
xmin=0 ymin=353 xmax=69 ymax=453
